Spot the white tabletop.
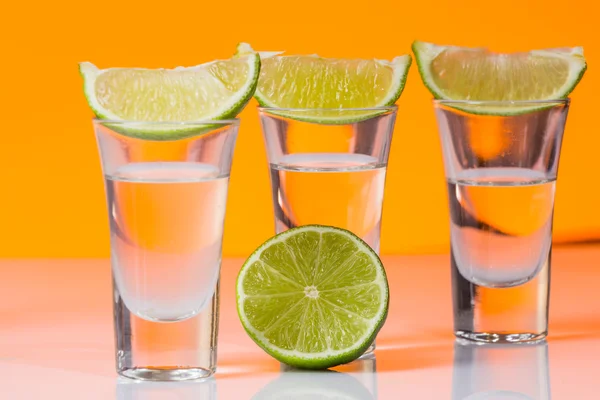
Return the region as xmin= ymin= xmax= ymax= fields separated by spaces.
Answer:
xmin=2 ymin=244 xmax=599 ymax=399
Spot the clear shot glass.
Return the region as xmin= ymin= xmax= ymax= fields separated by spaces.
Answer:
xmin=434 ymin=100 xmax=569 ymax=343
xmin=259 ymin=107 xmax=397 ymax=354
xmin=94 ymin=120 xmax=239 ymax=380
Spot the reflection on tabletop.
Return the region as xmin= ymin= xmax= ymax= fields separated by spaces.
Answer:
xmin=115 ymin=356 xmax=377 ymax=400
xmin=452 ymin=340 xmax=550 ymax=400
xmin=114 ymin=343 xmax=553 ymax=400
xmin=276 ymin=355 xmax=377 ymax=399
xmin=116 ymin=376 xmax=217 ymax=400
xmin=253 ymin=370 xmax=374 ymax=400
xmin=252 ymin=341 xmax=550 ymax=400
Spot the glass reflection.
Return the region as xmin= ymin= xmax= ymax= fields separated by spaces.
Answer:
xmin=115 ymin=376 xmax=216 ymax=400
xmin=333 ymin=354 xmax=378 ymax=398
xmin=452 ymin=339 xmax=550 ymax=399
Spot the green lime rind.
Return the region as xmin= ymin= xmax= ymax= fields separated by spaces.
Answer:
xmin=94 ymin=121 xmax=233 ymax=142
xmin=254 ymin=56 xmax=412 ymax=109
xmin=255 ymin=56 xmax=411 ymax=125
xmin=236 ymin=225 xmax=389 ymax=370
xmin=412 ymin=40 xmax=587 ymax=116
xmin=79 ymin=53 xmax=260 ymax=140
xmin=258 ymin=107 xmax=396 ymax=126
xmin=434 ymin=100 xmax=570 ymax=118
xmin=238 ymin=43 xmax=410 ymax=124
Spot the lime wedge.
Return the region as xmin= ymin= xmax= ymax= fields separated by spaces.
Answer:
xmin=412 ymin=40 xmax=587 ymax=114
xmin=237 ymin=43 xmax=411 ymax=123
xmin=79 ymin=51 xmax=260 ymax=138
xmin=236 ymin=225 xmax=389 ymax=370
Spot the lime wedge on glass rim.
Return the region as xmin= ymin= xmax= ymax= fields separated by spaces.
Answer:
xmin=412 ymin=40 xmax=587 ymax=115
xmin=237 ymin=43 xmax=411 ymax=124
xmin=236 ymin=225 xmax=389 ymax=370
xmin=79 ymin=50 xmax=260 ymax=139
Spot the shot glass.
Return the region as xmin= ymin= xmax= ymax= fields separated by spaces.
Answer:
xmin=434 ymin=100 xmax=569 ymax=343
xmin=259 ymin=107 xmax=397 ymax=353
xmin=94 ymin=120 xmax=239 ymax=380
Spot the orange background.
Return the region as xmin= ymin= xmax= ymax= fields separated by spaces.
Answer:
xmin=1 ymin=0 xmax=599 ymax=258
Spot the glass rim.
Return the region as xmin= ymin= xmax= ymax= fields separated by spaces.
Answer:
xmin=257 ymin=105 xmax=398 ymax=112
xmin=433 ymin=99 xmax=570 ymax=105
xmin=92 ymin=118 xmax=240 ymax=126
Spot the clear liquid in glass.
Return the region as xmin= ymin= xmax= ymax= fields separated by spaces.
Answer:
xmin=269 ymin=153 xmax=386 ymax=252
xmin=448 ymin=167 xmax=555 ymax=288
xmin=448 ymin=167 xmax=553 ymax=342
xmin=106 ymin=162 xmax=228 ymax=322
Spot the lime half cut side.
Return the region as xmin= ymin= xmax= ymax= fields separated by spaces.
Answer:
xmin=236 ymin=225 xmax=389 ymax=370
xmin=412 ymin=40 xmax=586 ymax=115
xmin=79 ymin=51 xmax=260 ymax=139
xmin=237 ymin=43 xmax=411 ymax=124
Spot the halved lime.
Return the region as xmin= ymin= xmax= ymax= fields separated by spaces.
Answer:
xmin=237 ymin=43 xmax=411 ymax=123
xmin=412 ymin=40 xmax=587 ymax=114
xmin=79 ymin=51 xmax=260 ymax=138
xmin=236 ymin=225 xmax=389 ymax=370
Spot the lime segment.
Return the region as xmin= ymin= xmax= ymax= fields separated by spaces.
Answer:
xmin=238 ymin=43 xmax=411 ymax=123
xmin=412 ymin=40 xmax=586 ymax=114
xmin=79 ymin=51 xmax=260 ymax=137
xmin=236 ymin=225 xmax=389 ymax=369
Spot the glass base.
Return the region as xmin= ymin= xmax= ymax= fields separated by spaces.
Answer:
xmin=451 ymin=246 xmax=550 ymax=345
xmin=455 ymin=331 xmax=547 ymax=344
xmin=359 ymin=341 xmax=376 ymax=358
xmin=113 ymin=278 xmax=220 ymax=382
xmin=119 ymin=367 xmax=214 ymax=382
